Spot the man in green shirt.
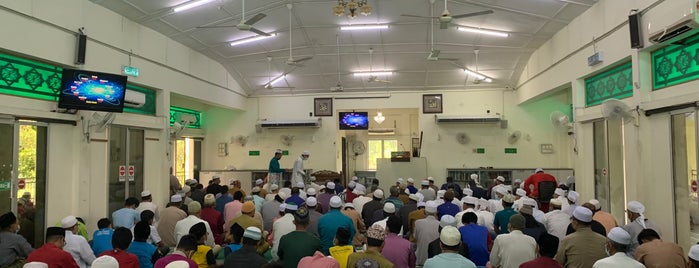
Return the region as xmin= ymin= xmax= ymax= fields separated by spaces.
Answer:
xmin=278 ymin=207 xmax=321 ymax=268
xmin=347 ymin=225 xmax=394 ymax=268
xmin=268 ymin=149 xmax=285 ymax=189
xmin=493 ymin=194 xmax=517 ymax=234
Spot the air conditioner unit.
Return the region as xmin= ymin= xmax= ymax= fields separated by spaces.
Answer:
xmin=257 ymin=118 xmax=322 ymax=129
xmin=368 ymin=128 xmax=395 ymax=135
xmin=124 ymin=89 xmax=146 ymax=108
xmin=649 ymin=3 xmax=699 ymax=44
xmin=435 ymin=114 xmax=501 ymax=124
xmin=174 ymin=113 xmax=197 ymax=125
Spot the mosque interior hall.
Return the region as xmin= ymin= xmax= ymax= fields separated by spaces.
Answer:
xmin=3 ymin=0 xmax=699 ymax=259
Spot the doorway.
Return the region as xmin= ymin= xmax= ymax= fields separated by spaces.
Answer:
xmin=593 ymin=119 xmax=625 ymax=224
xmin=671 ymin=111 xmax=698 ymax=248
xmin=108 ymin=126 xmax=144 ymax=214
xmin=172 ymin=138 xmax=202 ymax=184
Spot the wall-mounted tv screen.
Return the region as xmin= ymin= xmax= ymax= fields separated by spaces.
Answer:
xmin=339 ymin=112 xmax=369 ymax=130
xmin=58 ymin=69 xmax=127 ymax=113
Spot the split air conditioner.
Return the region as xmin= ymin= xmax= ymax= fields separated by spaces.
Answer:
xmin=435 ymin=114 xmax=501 ymax=124
xmin=649 ymin=3 xmax=699 ymax=44
xmin=124 ymin=89 xmax=146 ymax=108
xmin=257 ymin=118 xmax=322 ymax=129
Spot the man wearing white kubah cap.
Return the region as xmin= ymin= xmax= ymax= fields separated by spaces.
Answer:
xmin=555 ymin=206 xmax=607 ymax=267
xmin=592 ymin=227 xmax=644 ymax=268
xmin=622 ymin=200 xmax=661 ymax=256
xmin=291 ymin=151 xmax=310 ymax=187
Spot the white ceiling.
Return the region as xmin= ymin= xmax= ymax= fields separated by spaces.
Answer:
xmin=90 ymin=0 xmax=596 ymax=96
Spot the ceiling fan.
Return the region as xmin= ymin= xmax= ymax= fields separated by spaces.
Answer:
xmin=367 ymin=48 xmax=391 ymax=84
xmin=331 ymin=34 xmax=344 ymax=92
xmin=426 ymin=1 xmax=458 ymax=62
xmin=285 ymin=3 xmax=313 ymax=67
xmin=263 ymin=56 xmax=295 ymax=89
xmin=402 ymin=0 xmax=493 ymax=29
xmin=196 ymin=0 xmax=271 ymax=36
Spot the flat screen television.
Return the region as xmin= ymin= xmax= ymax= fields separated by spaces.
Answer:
xmin=58 ymin=68 xmax=128 ymax=113
xmin=339 ymin=112 xmax=369 ymax=130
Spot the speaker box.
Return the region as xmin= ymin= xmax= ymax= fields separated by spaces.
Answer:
xmin=75 ymin=34 xmax=87 ymax=64
xmin=628 ymin=12 xmax=643 ymax=49
xmin=500 ymin=119 xmax=508 ymax=129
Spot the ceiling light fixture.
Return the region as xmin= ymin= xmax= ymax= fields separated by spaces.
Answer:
xmin=333 ymin=0 xmax=372 ymax=18
xmin=340 ymin=24 xmax=389 ymax=31
xmin=456 ymin=26 xmax=509 ymax=37
xmin=173 ymin=0 xmax=216 ymax=13
xmin=374 ymin=112 xmax=386 ymax=124
xmin=229 ymin=33 xmax=277 ymax=46
xmin=353 ymin=71 xmax=393 ymax=77
xmin=269 ymin=75 xmax=286 ymax=86
xmin=463 ymin=68 xmax=493 ymax=83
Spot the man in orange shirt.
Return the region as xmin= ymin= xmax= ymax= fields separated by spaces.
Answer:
xmin=589 ymin=199 xmax=617 ymax=234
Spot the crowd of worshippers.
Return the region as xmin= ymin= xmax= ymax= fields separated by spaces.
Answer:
xmin=3 ymin=172 xmax=699 ymax=268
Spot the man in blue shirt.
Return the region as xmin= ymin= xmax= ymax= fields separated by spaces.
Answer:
xmin=437 ymin=191 xmax=460 ymax=219
xmin=493 ymin=194 xmax=517 ymax=234
xmin=458 ymin=212 xmax=491 ymax=266
xmin=268 ymin=149 xmax=285 ymax=188
xmin=91 ymin=218 xmax=113 ymax=256
xmin=112 ymin=197 xmax=140 ymax=229
xmin=440 ymin=176 xmax=463 ymax=200
xmin=127 ymin=221 xmax=158 ymax=268
xmin=318 ymin=196 xmax=355 ymax=254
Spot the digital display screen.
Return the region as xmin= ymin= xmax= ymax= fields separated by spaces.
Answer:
xmin=58 ymin=69 xmax=127 ymax=113
xmin=339 ymin=112 xmax=369 ymax=130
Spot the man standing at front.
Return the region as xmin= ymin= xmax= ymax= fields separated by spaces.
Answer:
xmin=269 ymin=149 xmax=285 ymax=189
xmin=62 ymin=216 xmax=96 ymax=268
xmin=292 ymin=151 xmax=310 ymax=187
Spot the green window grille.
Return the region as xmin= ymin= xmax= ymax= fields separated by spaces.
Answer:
xmin=652 ymin=33 xmax=699 ymax=90
xmin=0 ymin=52 xmax=156 ymax=115
xmin=584 ymin=61 xmax=633 ymax=107
xmin=170 ymin=106 xmax=201 ymax=129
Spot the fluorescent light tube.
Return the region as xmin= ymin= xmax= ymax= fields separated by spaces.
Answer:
xmin=269 ymin=75 xmax=286 ymax=85
xmin=229 ymin=33 xmax=277 ymax=46
xmin=341 ymin=25 xmax=390 ymax=31
xmin=353 ymin=71 xmax=393 ymax=77
xmin=456 ymin=27 xmax=509 ymax=37
xmin=463 ymin=68 xmax=492 ymax=83
xmin=173 ymin=0 xmax=216 ymax=12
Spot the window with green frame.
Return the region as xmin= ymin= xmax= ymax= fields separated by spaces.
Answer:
xmin=652 ymin=33 xmax=699 ymax=90
xmin=584 ymin=61 xmax=633 ymax=107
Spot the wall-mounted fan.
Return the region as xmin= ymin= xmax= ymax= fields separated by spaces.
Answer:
xmin=231 ymin=135 xmax=249 ymax=147
xmin=508 ymin=130 xmax=522 ymax=144
xmin=281 ymin=134 xmax=295 ymax=146
xmin=352 ymin=141 xmax=366 ymax=155
xmin=90 ymin=112 xmax=115 ymax=133
xmin=170 ymin=122 xmax=187 ymax=139
xmin=601 ymin=99 xmax=636 ymax=125
xmin=550 ymin=111 xmax=573 ymax=135
xmin=455 ymin=132 xmax=469 ymax=145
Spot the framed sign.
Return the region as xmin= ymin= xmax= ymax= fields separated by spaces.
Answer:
xmin=423 ymin=94 xmax=443 ymax=114
xmin=314 ymin=98 xmax=333 ymax=116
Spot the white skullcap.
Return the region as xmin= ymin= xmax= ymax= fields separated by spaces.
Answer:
xmin=425 ymin=201 xmax=438 ymax=214
xmin=504 ymin=185 xmax=512 ymax=193
xmin=409 ymin=194 xmax=419 ymax=201
xmin=251 ymin=186 xmax=261 ymax=193
xmin=374 ymin=189 xmax=384 ymax=199
xmin=185 ymin=179 xmax=197 ymax=185
xmin=463 ymin=188 xmax=473 ymax=196
xmin=689 ymin=245 xmax=699 ymax=261
xmin=514 ymin=179 xmax=522 ymax=184
xmin=326 ymin=182 xmax=336 ymax=190
xmin=306 ymin=188 xmax=316 ymax=195
xmin=353 ymin=189 xmax=365 ymax=195
xmin=496 ymin=176 xmax=505 ymax=182
xmin=421 ymin=180 xmax=430 ymax=186
xmin=572 ymin=206 xmax=593 ymax=223
xmin=229 ymin=178 xmax=239 ymax=185
xmin=415 ymin=192 xmax=424 ymax=202
xmin=440 ymin=226 xmax=461 ymax=246
xmin=383 ymin=203 xmax=396 ymax=214
xmin=407 ymin=178 xmax=414 ymax=183
xmin=330 ymin=196 xmax=343 ymax=208
xmin=296 ymin=182 xmax=305 ymax=188
xmin=417 ymin=201 xmax=426 ymax=208
xmin=627 ymin=201 xmax=645 ymax=214
xmin=567 ymin=190 xmax=579 ymax=203
xmin=516 ymin=188 xmax=526 ymax=197
xmin=212 ymin=175 xmax=220 ymax=180
xmin=439 ymin=215 xmax=457 ymax=227
xmin=470 ymin=174 xmax=478 ymax=180
xmin=255 ymin=179 xmax=263 ymax=185
xmin=244 ymin=227 xmax=262 ymax=240
xmin=550 ymin=198 xmax=562 ymax=206
xmin=351 ymin=176 xmax=358 ymax=181
xmin=554 ymin=188 xmax=565 ymax=196
xmin=181 ymin=185 xmax=191 ymax=193
xmin=437 ymin=190 xmax=446 ymax=198
xmin=348 ymin=181 xmax=357 ymax=189
xmin=589 ymin=199 xmax=601 ymax=210
xmin=165 ymin=261 xmax=190 ymax=268
xmin=91 ymin=256 xmax=119 ymax=268
xmin=271 ymin=184 xmax=279 ymax=191
xmin=607 ymin=227 xmax=632 ymax=245
xmin=275 ymin=149 xmax=283 ymax=154
xmin=302 ymin=151 xmax=310 ymax=155
xmin=23 ymin=262 xmax=49 ymax=268
xmin=170 ymin=194 xmax=182 ymax=203
xmin=495 ymin=187 xmax=508 ymax=196
xmin=464 ymin=196 xmax=478 ymax=205
xmin=428 ymin=176 xmax=435 ymax=181
xmin=344 ymin=203 xmax=354 ymax=209
xmin=61 ymin=216 xmax=78 ymax=229
xmin=141 ymin=190 xmax=151 ymax=197
xmin=279 ymin=203 xmax=287 ymax=212
xmin=535 ymin=168 xmax=544 ymax=173
xmin=306 ymin=197 xmax=318 ymax=207
xmin=396 ymin=178 xmax=404 ymax=185
xmin=277 ymin=191 xmax=288 ymax=200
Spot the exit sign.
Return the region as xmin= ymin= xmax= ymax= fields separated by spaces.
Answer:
xmin=248 ymin=151 xmax=260 ymax=156
xmin=504 ymin=148 xmax=517 ymax=154
xmin=476 ymin=148 xmax=485 ymax=154
xmin=0 ymin=181 xmax=10 ymax=191
xmin=122 ymin=65 xmax=140 ymax=77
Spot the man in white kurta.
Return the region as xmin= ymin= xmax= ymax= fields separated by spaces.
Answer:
xmin=61 ymin=216 xmax=96 ymax=268
xmin=592 ymin=227 xmax=645 ymax=268
xmin=173 ymin=201 xmax=215 ymax=247
xmin=291 ymin=151 xmax=310 ymax=186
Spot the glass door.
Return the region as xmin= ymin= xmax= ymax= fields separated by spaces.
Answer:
xmin=0 ymin=118 xmax=18 ymax=215
xmin=108 ymin=126 xmax=144 ymax=214
xmin=593 ymin=119 xmax=625 ymax=224
xmin=671 ymin=111 xmax=698 ymax=248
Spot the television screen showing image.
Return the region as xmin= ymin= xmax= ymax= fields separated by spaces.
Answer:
xmin=58 ymin=69 xmax=128 ymax=113
xmin=339 ymin=112 xmax=369 ymax=130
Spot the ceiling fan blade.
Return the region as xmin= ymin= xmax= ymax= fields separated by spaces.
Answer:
xmin=293 ymin=56 xmax=313 ymax=63
xmin=440 ymin=21 xmax=449 ymax=29
xmin=401 ymin=14 xmax=437 ymax=19
xmin=248 ymin=27 xmax=271 ymax=36
xmin=447 ymin=60 xmax=466 ymax=69
xmin=196 ymin=25 xmax=238 ymax=28
xmin=244 ymin=13 xmax=267 ymax=26
xmin=438 ymin=57 xmax=460 ymax=61
xmin=451 ymin=10 xmax=494 ymax=19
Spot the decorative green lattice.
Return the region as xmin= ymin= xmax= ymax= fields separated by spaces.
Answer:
xmin=0 ymin=52 xmax=156 ymax=115
xmin=0 ymin=54 xmax=63 ymax=101
xmin=170 ymin=106 xmax=201 ymax=129
xmin=584 ymin=61 xmax=633 ymax=107
xmin=652 ymin=33 xmax=699 ymax=90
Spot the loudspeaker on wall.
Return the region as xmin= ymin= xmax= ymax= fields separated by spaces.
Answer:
xmin=75 ymin=33 xmax=87 ymax=65
xmin=628 ymin=12 xmax=643 ymax=49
